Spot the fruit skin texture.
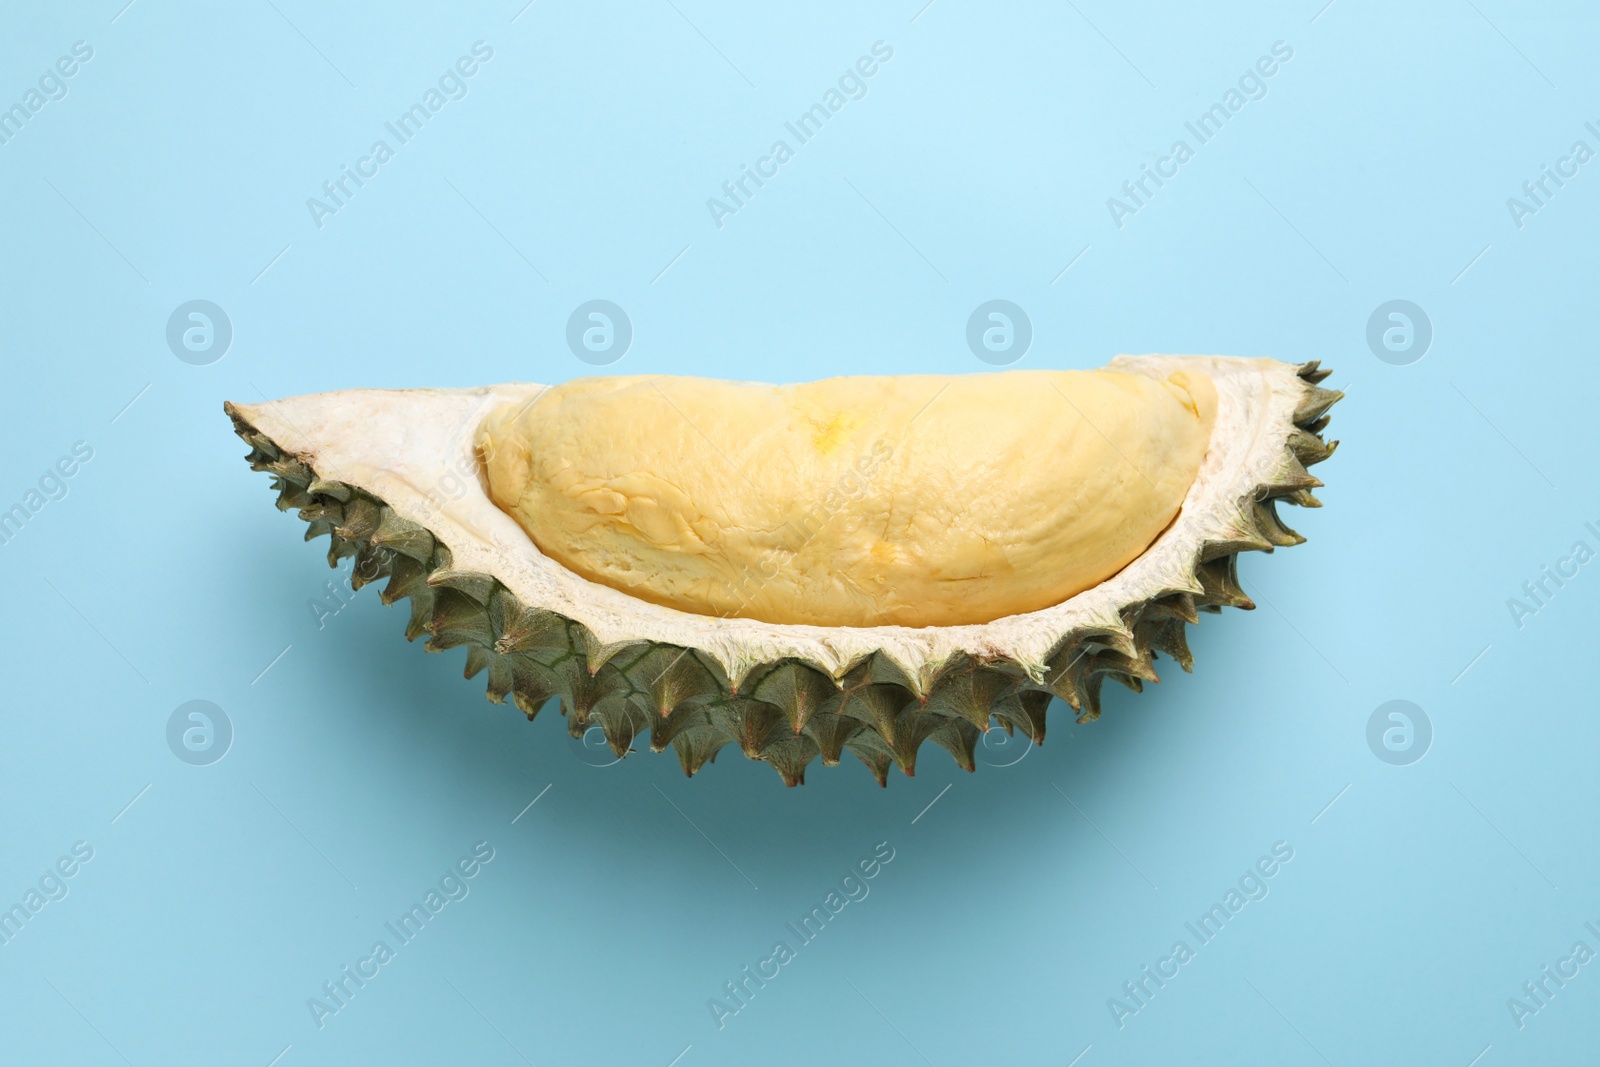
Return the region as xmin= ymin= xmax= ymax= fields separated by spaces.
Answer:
xmin=475 ymin=369 xmax=1217 ymax=628
xmin=225 ymin=357 xmax=1339 ymax=787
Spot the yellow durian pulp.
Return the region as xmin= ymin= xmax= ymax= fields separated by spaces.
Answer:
xmin=474 ymin=369 xmax=1217 ymax=628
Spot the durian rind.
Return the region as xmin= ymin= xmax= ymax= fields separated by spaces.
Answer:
xmin=226 ymin=356 xmax=1338 ymax=786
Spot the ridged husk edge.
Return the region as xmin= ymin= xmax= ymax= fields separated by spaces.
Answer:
xmin=224 ymin=361 xmax=1339 ymax=786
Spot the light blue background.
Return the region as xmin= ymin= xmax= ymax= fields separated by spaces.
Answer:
xmin=2 ymin=1 xmax=1597 ymax=1064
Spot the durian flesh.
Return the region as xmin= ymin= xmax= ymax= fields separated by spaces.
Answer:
xmin=225 ymin=356 xmax=1339 ymax=786
xmin=474 ymin=370 xmax=1217 ymax=628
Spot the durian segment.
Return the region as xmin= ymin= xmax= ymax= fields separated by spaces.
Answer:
xmin=225 ymin=357 xmax=1338 ymax=785
xmin=473 ymin=370 xmax=1217 ymax=628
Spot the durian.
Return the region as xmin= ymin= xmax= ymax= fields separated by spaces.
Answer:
xmin=226 ymin=356 xmax=1339 ymax=786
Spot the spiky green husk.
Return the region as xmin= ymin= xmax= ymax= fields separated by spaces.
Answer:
xmin=225 ymin=362 xmax=1338 ymax=786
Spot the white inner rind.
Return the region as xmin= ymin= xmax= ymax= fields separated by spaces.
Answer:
xmin=236 ymin=356 xmax=1306 ymax=692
